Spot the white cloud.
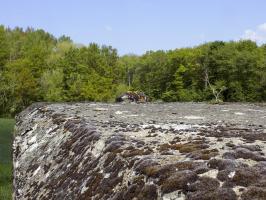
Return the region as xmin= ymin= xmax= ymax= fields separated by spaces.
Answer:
xmin=258 ymin=23 xmax=266 ymax=31
xmin=104 ymin=25 xmax=112 ymax=32
xmin=241 ymin=23 xmax=266 ymax=44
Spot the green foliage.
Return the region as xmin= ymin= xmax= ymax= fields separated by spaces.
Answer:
xmin=162 ymin=90 xmax=178 ymax=102
xmin=0 ymin=26 xmax=9 ymax=68
xmin=113 ymin=84 xmax=130 ymax=100
xmin=0 ymin=59 xmax=38 ymax=115
xmin=226 ymin=81 xmax=245 ymax=101
xmin=41 ymin=68 xmax=65 ymax=101
xmin=0 ymin=25 xmax=265 ymax=115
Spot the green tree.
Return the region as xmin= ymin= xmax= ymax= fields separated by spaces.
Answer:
xmin=0 ymin=26 xmax=9 ymax=68
xmin=41 ymin=68 xmax=65 ymax=101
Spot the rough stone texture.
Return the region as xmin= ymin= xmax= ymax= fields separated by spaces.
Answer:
xmin=13 ymin=102 xmax=266 ymax=200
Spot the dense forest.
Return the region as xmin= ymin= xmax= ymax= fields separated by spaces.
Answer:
xmin=0 ymin=25 xmax=266 ymax=116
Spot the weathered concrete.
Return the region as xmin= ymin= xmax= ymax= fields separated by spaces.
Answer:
xmin=13 ymin=102 xmax=266 ymax=199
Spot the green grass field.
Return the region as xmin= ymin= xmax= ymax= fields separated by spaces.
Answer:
xmin=0 ymin=118 xmax=15 ymax=200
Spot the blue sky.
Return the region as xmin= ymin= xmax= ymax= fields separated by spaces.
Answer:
xmin=1 ymin=0 xmax=266 ymax=55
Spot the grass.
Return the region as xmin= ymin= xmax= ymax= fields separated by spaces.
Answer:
xmin=0 ymin=118 xmax=15 ymax=200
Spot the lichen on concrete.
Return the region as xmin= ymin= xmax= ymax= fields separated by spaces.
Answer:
xmin=13 ymin=102 xmax=266 ymax=199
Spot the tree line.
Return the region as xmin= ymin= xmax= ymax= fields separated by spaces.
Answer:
xmin=0 ymin=26 xmax=265 ymax=116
